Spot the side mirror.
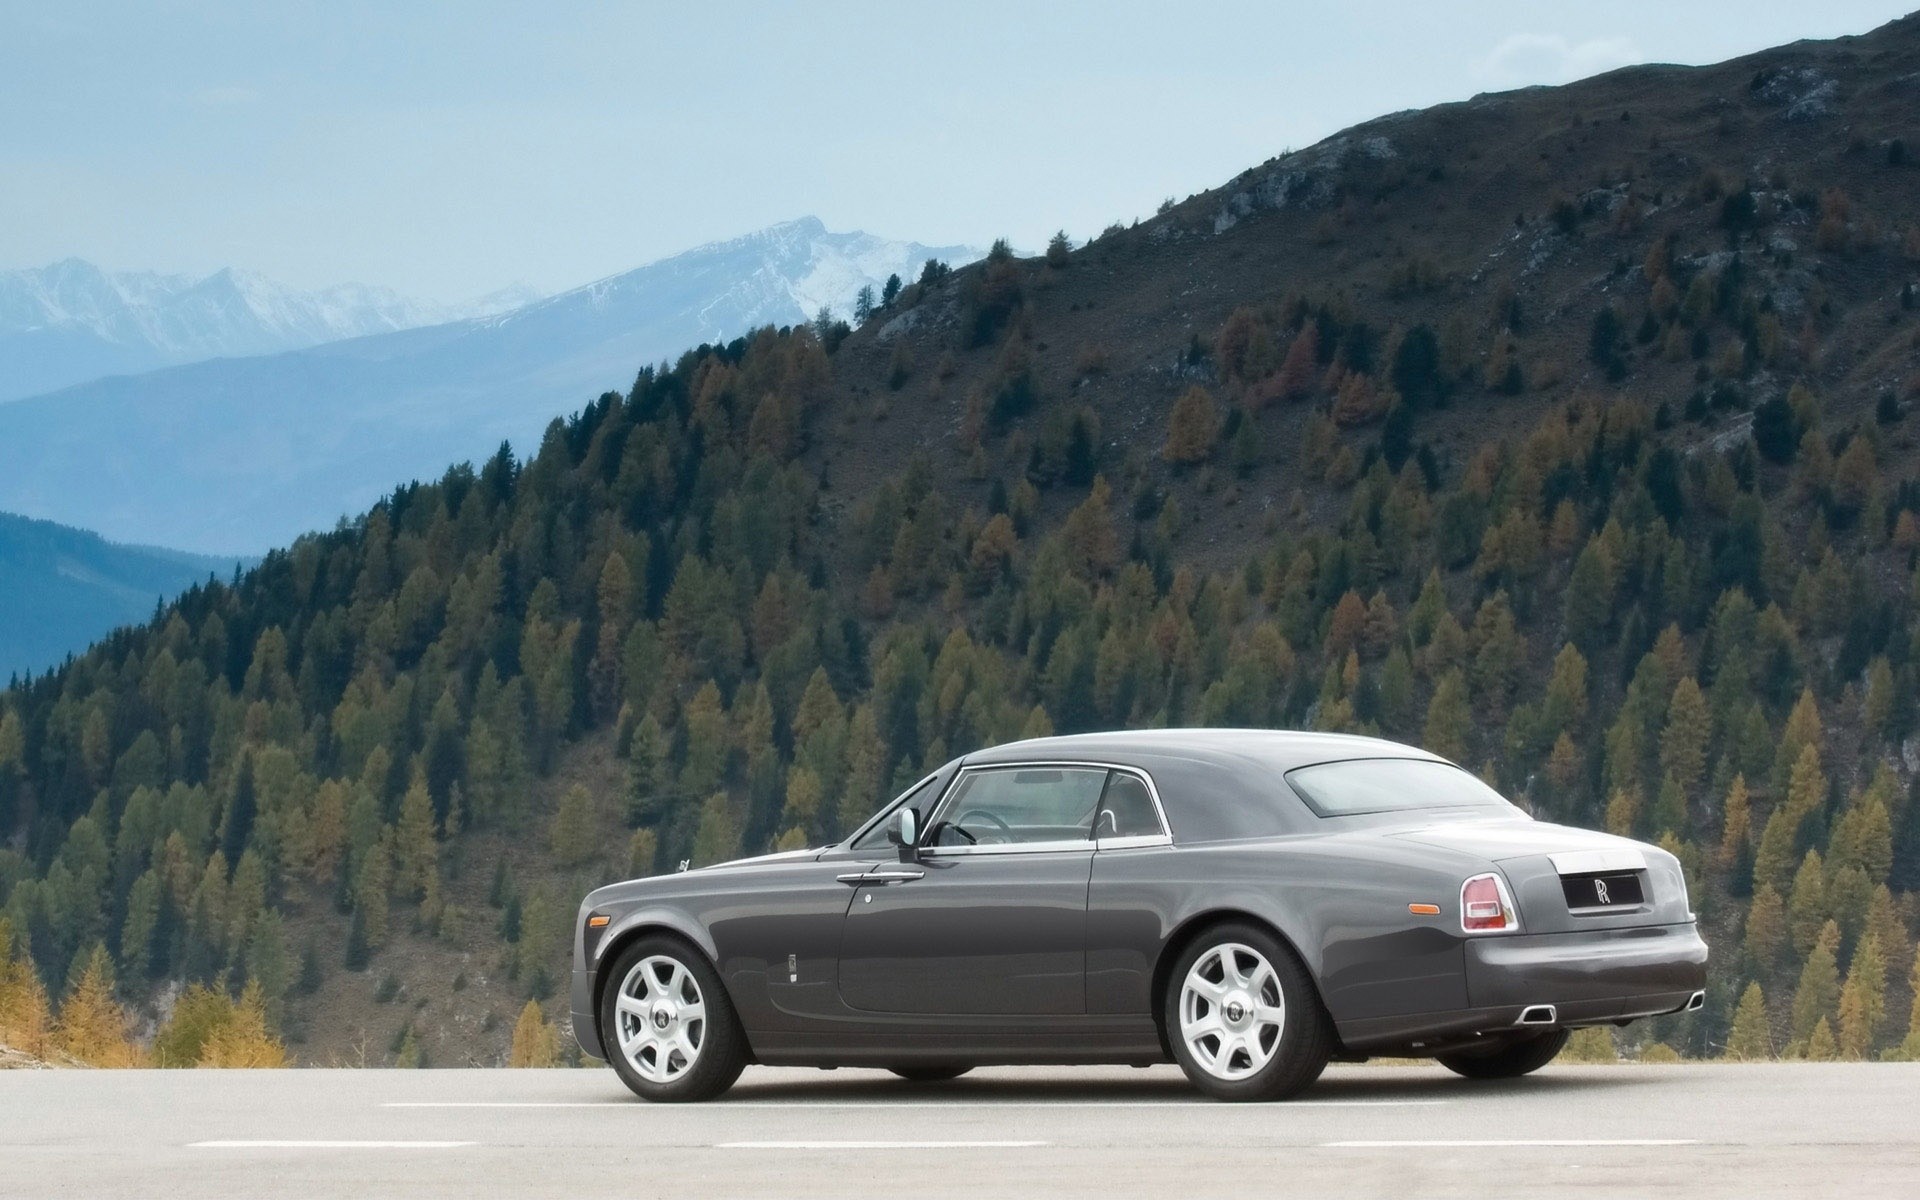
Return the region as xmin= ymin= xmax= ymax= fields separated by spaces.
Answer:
xmin=887 ymin=807 xmax=919 ymax=862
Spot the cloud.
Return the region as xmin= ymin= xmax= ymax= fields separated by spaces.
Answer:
xmin=1474 ymin=33 xmax=1642 ymax=89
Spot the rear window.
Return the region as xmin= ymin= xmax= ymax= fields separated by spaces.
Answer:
xmin=1284 ymin=758 xmax=1517 ymax=818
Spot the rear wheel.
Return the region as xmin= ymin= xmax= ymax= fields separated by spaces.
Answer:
xmin=600 ymin=935 xmax=748 ymax=1102
xmin=1163 ymin=922 xmax=1332 ymax=1101
xmin=1437 ymin=1029 xmax=1570 ymax=1079
xmin=887 ymin=1065 xmax=972 ymax=1083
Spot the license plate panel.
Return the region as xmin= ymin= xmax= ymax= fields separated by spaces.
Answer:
xmin=1561 ymin=871 xmax=1645 ymax=910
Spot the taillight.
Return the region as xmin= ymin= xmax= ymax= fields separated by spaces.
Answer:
xmin=1461 ymin=872 xmax=1520 ymax=933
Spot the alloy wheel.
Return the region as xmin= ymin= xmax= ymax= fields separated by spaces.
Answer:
xmin=615 ymin=954 xmax=707 ymax=1083
xmin=1178 ymin=941 xmax=1286 ymax=1081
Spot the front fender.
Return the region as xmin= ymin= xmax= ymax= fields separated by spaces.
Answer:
xmin=570 ymin=902 xmax=720 ymax=1061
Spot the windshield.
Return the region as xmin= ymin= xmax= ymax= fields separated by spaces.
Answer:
xmin=1284 ymin=757 xmax=1519 ymax=818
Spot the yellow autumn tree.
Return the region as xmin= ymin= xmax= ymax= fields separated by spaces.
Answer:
xmin=509 ymin=999 xmax=559 ymax=1067
xmin=54 ymin=945 xmax=145 ymax=1067
xmin=0 ymin=919 xmax=54 ymax=1058
xmin=198 ymin=983 xmax=288 ymax=1068
xmin=1725 ymin=982 xmax=1772 ymax=1060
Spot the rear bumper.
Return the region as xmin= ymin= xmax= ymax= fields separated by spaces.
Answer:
xmin=1336 ymin=921 xmax=1708 ymax=1053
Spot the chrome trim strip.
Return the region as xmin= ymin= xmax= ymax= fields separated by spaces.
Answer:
xmin=919 ymin=759 xmax=1175 ymax=851
xmin=1095 ymin=833 xmax=1174 ymax=850
xmin=919 ymin=840 xmax=1094 ymax=858
xmin=1548 ymin=848 xmax=1647 ymax=875
xmin=837 ymin=868 xmax=925 ymax=884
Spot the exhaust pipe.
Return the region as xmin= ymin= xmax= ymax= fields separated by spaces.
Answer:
xmin=1515 ymin=1004 xmax=1558 ymax=1026
xmin=1684 ymin=990 xmax=1705 ymax=1013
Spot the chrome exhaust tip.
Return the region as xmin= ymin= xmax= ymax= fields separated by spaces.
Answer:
xmin=1684 ymin=989 xmax=1706 ymax=1012
xmin=1516 ymin=1004 xmax=1558 ymax=1026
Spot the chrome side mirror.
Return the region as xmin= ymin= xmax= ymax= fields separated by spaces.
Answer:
xmin=887 ymin=808 xmax=919 ymax=862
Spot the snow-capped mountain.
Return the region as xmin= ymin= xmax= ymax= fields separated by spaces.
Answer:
xmin=0 ymin=219 xmax=982 ymax=554
xmin=0 ymin=259 xmax=537 ymax=402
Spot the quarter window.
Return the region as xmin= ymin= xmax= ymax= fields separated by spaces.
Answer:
xmin=928 ymin=766 xmax=1107 ymax=848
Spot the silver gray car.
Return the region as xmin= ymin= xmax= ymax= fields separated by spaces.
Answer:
xmin=571 ymin=729 xmax=1708 ymax=1101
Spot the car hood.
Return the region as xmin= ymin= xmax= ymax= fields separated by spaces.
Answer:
xmin=1386 ymin=817 xmax=1647 ymax=863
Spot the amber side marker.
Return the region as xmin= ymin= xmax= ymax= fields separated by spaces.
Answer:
xmin=1407 ymin=903 xmax=1442 ymax=916
xmin=587 ymin=915 xmax=610 ymax=928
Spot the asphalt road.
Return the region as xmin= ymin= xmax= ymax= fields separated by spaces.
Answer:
xmin=2 ymin=1062 xmax=1915 ymax=1198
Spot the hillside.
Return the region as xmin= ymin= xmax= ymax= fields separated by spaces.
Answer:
xmin=0 ymin=220 xmax=980 ymax=555
xmin=0 ymin=513 xmax=246 ymax=680
xmin=5 ymin=15 xmax=1920 ymax=1068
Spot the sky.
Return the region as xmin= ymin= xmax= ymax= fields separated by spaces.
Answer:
xmin=3 ymin=1 xmax=1914 ymax=302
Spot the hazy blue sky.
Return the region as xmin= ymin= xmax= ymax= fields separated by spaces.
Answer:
xmin=4 ymin=2 xmax=1912 ymax=300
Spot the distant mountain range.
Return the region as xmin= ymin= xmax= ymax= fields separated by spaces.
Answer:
xmin=0 ymin=218 xmax=980 ymax=553
xmin=0 ymin=258 xmax=537 ymax=402
xmin=0 ymin=511 xmax=247 ymax=680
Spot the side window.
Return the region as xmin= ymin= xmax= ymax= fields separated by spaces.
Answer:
xmin=1095 ymin=772 xmax=1164 ymax=839
xmin=927 ymin=767 xmax=1105 ymax=848
xmin=849 ymin=773 xmax=944 ymax=851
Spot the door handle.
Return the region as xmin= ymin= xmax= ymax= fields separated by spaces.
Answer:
xmin=837 ymin=868 xmax=924 ymax=885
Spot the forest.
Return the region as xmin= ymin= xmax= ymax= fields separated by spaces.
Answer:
xmin=5 ymin=17 xmax=1920 ymax=1066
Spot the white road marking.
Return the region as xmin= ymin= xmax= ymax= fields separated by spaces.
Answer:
xmin=1324 ymin=1139 xmax=1700 ymax=1148
xmin=718 ymin=1140 xmax=1047 ymax=1150
xmin=191 ymin=1140 xmax=476 ymax=1150
xmin=383 ymin=1099 xmax=1447 ymax=1109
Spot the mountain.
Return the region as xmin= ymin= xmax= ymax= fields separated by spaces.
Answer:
xmin=0 ymin=513 xmax=247 ymax=680
xmin=0 ymin=219 xmax=980 ymax=554
xmin=0 ymin=259 xmax=534 ymax=403
xmin=3 ymin=16 xmax=1920 ymax=1068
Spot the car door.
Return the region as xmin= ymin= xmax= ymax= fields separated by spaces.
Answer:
xmin=835 ymin=763 xmax=1103 ymax=1015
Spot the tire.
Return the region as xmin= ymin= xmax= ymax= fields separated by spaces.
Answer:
xmin=1162 ymin=922 xmax=1333 ymax=1101
xmin=887 ymin=1065 xmax=973 ymax=1083
xmin=1437 ymin=1030 xmax=1570 ymax=1079
xmin=599 ymin=934 xmax=749 ymax=1102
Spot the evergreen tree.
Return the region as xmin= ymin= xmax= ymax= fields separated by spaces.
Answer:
xmin=1790 ymin=921 xmax=1842 ymax=1046
xmin=1163 ymin=386 xmax=1221 ymax=465
xmin=1837 ymin=930 xmax=1886 ymax=1059
xmin=509 ymin=999 xmax=558 ymax=1067
xmin=54 ymin=945 xmax=143 ymax=1067
xmin=550 ymin=785 xmax=600 ymax=867
xmin=1725 ymin=981 xmax=1772 ymax=1060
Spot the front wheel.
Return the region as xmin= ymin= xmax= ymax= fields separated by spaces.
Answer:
xmin=1437 ymin=1029 xmax=1570 ymax=1079
xmin=600 ymin=935 xmax=748 ymax=1102
xmin=1164 ymin=923 xmax=1332 ymax=1101
xmin=887 ymin=1065 xmax=972 ymax=1083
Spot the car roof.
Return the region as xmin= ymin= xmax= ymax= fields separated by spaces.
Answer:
xmin=959 ymin=728 xmax=1446 ymax=774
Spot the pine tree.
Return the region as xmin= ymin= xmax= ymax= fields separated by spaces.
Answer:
xmin=1837 ymin=930 xmax=1887 ymax=1059
xmin=198 ymin=982 xmax=288 ymax=1068
xmin=509 ymin=999 xmax=558 ymax=1067
xmin=1163 ymin=386 xmax=1221 ymax=465
xmin=691 ymin=793 xmax=741 ymax=867
xmin=54 ymin=945 xmax=143 ymax=1067
xmin=1725 ymin=981 xmax=1772 ymax=1060
xmin=395 ymin=775 xmax=439 ymax=901
xmin=1790 ymin=921 xmax=1842 ymax=1046
xmin=0 ymin=919 xmax=53 ymax=1058
xmin=1804 ymin=1017 xmax=1838 ymax=1061
xmin=1719 ymin=775 xmax=1752 ymax=867
xmin=1422 ymin=670 xmax=1471 ymax=763
xmin=1894 ymin=955 xmax=1920 ymax=1061
xmin=1786 ymin=850 xmax=1827 ymax=956
xmin=1659 ymin=677 xmax=1710 ymax=802
xmin=550 ymin=785 xmax=599 ymax=867
xmin=1742 ymin=885 xmax=1788 ymax=979
xmin=626 ymin=828 xmax=658 ymax=879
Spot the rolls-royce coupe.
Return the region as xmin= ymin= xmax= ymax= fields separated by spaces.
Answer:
xmin=571 ymin=729 xmax=1708 ymax=1101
